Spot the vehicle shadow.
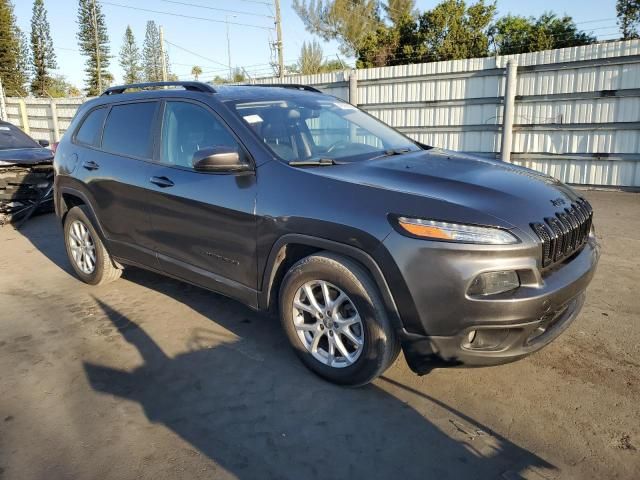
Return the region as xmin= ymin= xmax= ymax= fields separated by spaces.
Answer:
xmin=79 ymin=266 xmax=556 ymax=480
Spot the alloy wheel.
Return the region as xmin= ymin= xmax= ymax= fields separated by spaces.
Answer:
xmin=292 ymin=280 xmax=365 ymax=368
xmin=68 ymin=220 xmax=96 ymax=275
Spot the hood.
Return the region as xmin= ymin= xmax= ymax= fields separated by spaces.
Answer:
xmin=307 ymin=148 xmax=582 ymax=231
xmin=0 ymin=147 xmax=53 ymax=166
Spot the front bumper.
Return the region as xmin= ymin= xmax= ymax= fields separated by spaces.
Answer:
xmin=381 ymin=232 xmax=600 ymax=374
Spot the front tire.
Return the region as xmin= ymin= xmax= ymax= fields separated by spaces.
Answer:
xmin=63 ymin=206 xmax=122 ymax=285
xmin=279 ymin=252 xmax=400 ymax=386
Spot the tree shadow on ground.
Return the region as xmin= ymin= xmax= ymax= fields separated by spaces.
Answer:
xmin=80 ymin=267 xmax=555 ymax=480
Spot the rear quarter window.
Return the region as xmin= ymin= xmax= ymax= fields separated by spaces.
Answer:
xmin=101 ymin=102 xmax=158 ymax=159
xmin=75 ymin=107 xmax=108 ymax=147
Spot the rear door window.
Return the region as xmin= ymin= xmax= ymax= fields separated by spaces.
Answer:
xmin=102 ymin=102 xmax=158 ymax=159
xmin=75 ymin=107 xmax=107 ymax=147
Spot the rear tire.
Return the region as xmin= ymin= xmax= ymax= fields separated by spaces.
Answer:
xmin=63 ymin=206 xmax=122 ymax=286
xmin=279 ymin=252 xmax=400 ymax=386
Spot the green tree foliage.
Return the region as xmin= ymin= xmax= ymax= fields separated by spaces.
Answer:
xmin=143 ymin=20 xmax=161 ymax=81
xmin=191 ymin=65 xmax=202 ymax=80
xmin=46 ymin=74 xmax=81 ymax=97
xmin=490 ymin=13 xmax=596 ymax=55
xmin=119 ymin=25 xmax=142 ymax=84
xmin=297 ymin=40 xmax=346 ymax=74
xmin=30 ymin=0 xmax=57 ymax=97
xmin=0 ymin=0 xmax=28 ymax=96
xmin=617 ymin=0 xmax=640 ymax=39
xmin=295 ymin=0 xmax=597 ymax=68
xmin=142 ymin=21 xmax=171 ymax=82
xmin=293 ymin=0 xmax=380 ymax=56
xmin=76 ymin=0 xmax=111 ymax=95
xmin=298 ymin=40 xmax=323 ymax=74
xmin=212 ymin=68 xmax=245 ymax=84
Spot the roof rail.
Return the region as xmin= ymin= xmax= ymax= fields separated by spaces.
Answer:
xmin=238 ymin=83 xmax=322 ymax=93
xmin=101 ymin=81 xmax=216 ymax=96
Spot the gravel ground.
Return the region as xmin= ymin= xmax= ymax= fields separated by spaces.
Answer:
xmin=0 ymin=190 xmax=638 ymax=480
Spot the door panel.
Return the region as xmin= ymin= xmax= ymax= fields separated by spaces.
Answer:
xmin=147 ymin=100 xmax=258 ymax=304
xmin=80 ymin=150 xmax=157 ymax=266
xmin=73 ymin=102 xmax=159 ymax=267
xmin=146 ymin=166 xmax=257 ymax=301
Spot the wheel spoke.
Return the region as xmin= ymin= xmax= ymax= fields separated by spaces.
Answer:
xmin=85 ymin=252 xmax=94 ymax=271
xmin=303 ymin=284 xmax=323 ymax=313
xmin=339 ymin=326 xmax=363 ymax=347
xmin=336 ymin=313 xmax=360 ymax=329
xmin=293 ymin=300 xmax=316 ymax=315
xmin=310 ymin=330 xmax=324 ymax=353
xmin=320 ymin=281 xmax=332 ymax=309
xmin=327 ymin=336 xmax=335 ymax=366
xmin=330 ymin=292 xmax=346 ymax=315
xmin=294 ymin=322 xmax=317 ymax=332
xmin=333 ymin=335 xmax=353 ymax=363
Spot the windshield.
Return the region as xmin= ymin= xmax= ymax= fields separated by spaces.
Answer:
xmin=0 ymin=123 xmax=40 ymax=150
xmin=227 ymin=97 xmax=421 ymax=162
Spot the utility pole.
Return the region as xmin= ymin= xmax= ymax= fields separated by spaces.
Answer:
xmin=91 ymin=0 xmax=102 ymax=92
xmin=159 ymin=26 xmax=168 ymax=82
xmin=226 ymin=15 xmax=237 ymax=81
xmin=0 ymin=78 xmax=6 ymax=122
xmin=274 ymin=0 xmax=284 ymax=79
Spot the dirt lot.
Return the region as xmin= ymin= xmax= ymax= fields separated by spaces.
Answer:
xmin=0 ymin=190 xmax=638 ymax=480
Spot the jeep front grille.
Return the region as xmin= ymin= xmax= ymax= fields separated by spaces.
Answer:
xmin=531 ymin=199 xmax=593 ymax=268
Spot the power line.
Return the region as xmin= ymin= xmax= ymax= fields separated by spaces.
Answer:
xmin=157 ymin=0 xmax=273 ymax=19
xmin=164 ymin=39 xmax=230 ymax=68
xmin=99 ymin=1 xmax=274 ymax=30
xmin=233 ymin=0 xmax=272 ymax=5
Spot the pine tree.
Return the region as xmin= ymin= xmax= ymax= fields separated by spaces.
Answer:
xmin=119 ymin=25 xmax=141 ymax=84
xmin=143 ymin=21 xmax=162 ymax=82
xmin=76 ymin=0 xmax=111 ymax=95
xmin=30 ymin=0 xmax=57 ymax=96
xmin=617 ymin=0 xmax=640 ymax=39
xmin=0 ymin=0 xmax=28 ymax=96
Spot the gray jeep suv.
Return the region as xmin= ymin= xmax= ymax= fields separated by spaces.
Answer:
xmin=53 ymin=81 xmax=600 ymax=386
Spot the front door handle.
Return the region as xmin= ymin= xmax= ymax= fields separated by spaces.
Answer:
xmin=82 ymin=160 xmax=100 ymax=171
xmin=150 ymin=176 xmax=175 ymax=188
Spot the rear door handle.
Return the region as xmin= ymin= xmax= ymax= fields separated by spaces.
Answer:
xmin=82 ymin=160 xmax=100 ymax=171
xmin=150 ymin=176 xmax=175 ymax=188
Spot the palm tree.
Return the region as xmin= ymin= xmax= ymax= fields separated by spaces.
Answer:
xmin=191 ymin=65 xmax=202 ymax=80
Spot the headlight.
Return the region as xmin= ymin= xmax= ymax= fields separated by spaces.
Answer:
xmin=396 ymin=217 xmax=518 ymax=244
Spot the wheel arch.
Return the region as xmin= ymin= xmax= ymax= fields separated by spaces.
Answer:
xmin=58 ymin=186 xmax=121 ymax=269
xmin=259 ymin=234 xmax=403 ymax=331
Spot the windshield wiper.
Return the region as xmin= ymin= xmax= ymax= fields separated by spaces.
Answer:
xmin=288 ymin=158 xmax=337 ymax=167
xmin=385 ymin=148 xmax=412 ymax=156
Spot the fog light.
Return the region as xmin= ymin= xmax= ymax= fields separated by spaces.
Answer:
xmin=468 ymin=270 xmax=520 ymax=296
xmin=467 ymin=330 xmax=477 ymax=344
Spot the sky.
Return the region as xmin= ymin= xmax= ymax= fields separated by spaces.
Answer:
xmin=13 ymin=0 xmax=620 ymax=91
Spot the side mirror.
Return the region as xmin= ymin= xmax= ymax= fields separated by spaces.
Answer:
xmin=192 ymin=146 xmax=252 ymax=173
xmin=38 ymin=139 xmax=50 ymax=147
